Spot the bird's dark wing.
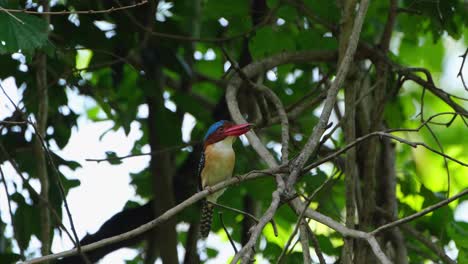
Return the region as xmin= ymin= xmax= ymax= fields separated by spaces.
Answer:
xmin=197 ymin=151 xmax=205 ymax=191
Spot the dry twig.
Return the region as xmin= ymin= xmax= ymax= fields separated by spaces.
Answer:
xmin=0 ymin=1 xmax=148 ymax=15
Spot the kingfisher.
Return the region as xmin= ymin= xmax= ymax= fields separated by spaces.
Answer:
xmin=198 ymin=120 xmax=252 ymax=238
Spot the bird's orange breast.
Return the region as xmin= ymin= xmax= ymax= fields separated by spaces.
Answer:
xmin=201 ymin=137 xmax=236 ymax=203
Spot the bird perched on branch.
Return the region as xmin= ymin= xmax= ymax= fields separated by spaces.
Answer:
xmin=198 ymin=120 xmax=252 ymax=238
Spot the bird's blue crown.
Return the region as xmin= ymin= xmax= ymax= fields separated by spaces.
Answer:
xmin=204 ymin=120 xmax=227 ymax=140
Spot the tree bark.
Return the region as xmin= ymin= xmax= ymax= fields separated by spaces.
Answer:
xmin=147 ymin=65 xmax=178 ymax=264
xmin=35 ymin=0 xmax=51 ymax=259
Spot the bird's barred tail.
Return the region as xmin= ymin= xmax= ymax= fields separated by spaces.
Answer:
xmin=200 ymin=200 xmax=214 ymax=238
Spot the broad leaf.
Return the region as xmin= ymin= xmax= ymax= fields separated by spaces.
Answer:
xmin=0 ymin=4 xmax=48 ymax=55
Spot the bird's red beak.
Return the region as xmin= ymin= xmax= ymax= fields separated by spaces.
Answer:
xmin=224 ymin=123 xmax=252 ymax=137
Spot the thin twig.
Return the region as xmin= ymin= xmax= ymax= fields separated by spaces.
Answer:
xmin=0 ymin=142 xmax=76 ymax=245
xmin=304 ymin=127 xmax=468 ymax=172
xmin=376 ymin=207 xmax=456 ymax=264
xmin=422 ymin=124 xmax=450 ymax=197
xmin=0 ymin=5 xmax=24 ymax=24
xmin=370 ymin=188 xmax=468 ymax=235
xmin=209 ymin=201 xmax=278 ymax=236
xmin=231 ymin=175 xmax=285 ymax=264
xmin=116 ymin=0 xmax=278 ymax=43
xmin=289 ymin=198 xmax=392 ymax=264
xmin=277 ymin=171 xmax=341 ymax=263
xmin=0 ymin=1 xmax=148 ymax=15
xmin=210 ymin=202 xmax=260 ymax=223
xmin=305 ymin=224 xmax=326 ymax=264
xmin=457 ymin=48 xmax=468 ymax=91
xmin=29 ymin=120 xmax=90 ymax=263
xmin=1 ymin=56 xmax=84 ymax=262
xmin=219 ymin=212 xmax=238 ymax=254
xmin=85 ymin=141 xmax=199 ymax=162
xmin=0 ymin=166 xmax=25 ymax=259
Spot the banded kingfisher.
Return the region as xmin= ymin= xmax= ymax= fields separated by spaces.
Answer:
xmin=198 ymin=120 xmax=252 ymax=238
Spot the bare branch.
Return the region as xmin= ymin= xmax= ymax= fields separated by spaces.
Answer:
xmin=0 ymin=1 xmax=148 ymax=15
xmin=305 ymin=224 xmax=326 ymax=264
xmin=0 ymin=142 xmax=76 ymax=246
xmin=22 ymin=168 xmax=279 ymax=263
xmin=34 ymin=4 xmax=52 ymax=257
xmin=221 ymin=47 xmax=290 ymax=164
xmin=457 ymin=48 xmax=468 ymax=91
xmin=304 ymin=127 xmax=468 ymax=172
xmin=85 ymin=141 xmax=199 ymax=162
xmin=362 ymin=43 xmax=468 ymax=115
xmin=370 ymin=188 xmax=468 ymax=235
xmin=380 ymin=0 xmax=398 ymax=52
xmin=231 ymin=175 xmax=285 ymax=264
xmin=209 ymin=201 xmax=278 ymax=236
xmin=299 ymin=220 xmax=312 ymax=264
xmin=376 ymin=207 xmax=456 ymax=264
xmin=277 ymin=171 xmax=341 ymax=263
xmin=0 ymin=165 xmax=25 ymax=259
xmin=30 ymin=120 xmax=91 ymax=264
xmin=422 ymin=124 xmax=451 ymax=197
xmin=225 ymin=50 xmax=337 ymax=166
xmin=286 ymin=0 xmax=370 ymax=189
xmin=219 ymin=212 xmax=238 ymax=254
xmin=289 ymin=198 xmax=392 ymax=264
xmin=115 ymin=0 xmax=277 ymax=43
xmin=0 ymin=5 xmax=24 ymax=24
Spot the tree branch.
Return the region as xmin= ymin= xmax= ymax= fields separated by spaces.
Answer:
xmin=22 ymin=168 xmax=279 ymax=263
xmin=370 ymin=188 xmax=468 ymax=235
xmin=376 ymin=207 xmax=456 ymax=264
xmin=305 ymin=224 xmax=326 ymax=264
xmin=219 ymin=212 xmax=238 ymax=254
xmin=34 ymin=2 xmax=52 ymax=258
xmin=289 ymin=198 xmax=392 ymax=264
xmin=0 ymin=1 xmax=148 ymax=15
xmin=0 ymin=165 xmax=24 ymax=259
xmin=285 ymin=0 xmax=370 ymax=189
xmin=299 ymin=220 xmax=311 ymax=264
xmin=457 ymin=48 xmax=468 ymax=91
xmin=231 ymin=175 xmax=285 ymax=264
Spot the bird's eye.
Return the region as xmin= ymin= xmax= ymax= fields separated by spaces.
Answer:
xmin=219 ymin=127 xmax=224 ymax=131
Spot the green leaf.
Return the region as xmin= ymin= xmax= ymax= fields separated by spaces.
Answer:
xmin=250 ymin=27 xmax=296 ymax=59
xmin=447 ymin=221 xmax=468 ymax=248
xmin=399 ymin=34 xmax=444 ymax=73
xmin=0 ymin=8 xmax=49 ymax=55
xmin=459 ymin=248 xmax=468 ymax=264
xmin=203 ymin=0 xmax=249 ymax=19
xmin=296 ymin=30 xmax=338 ymax=51
xmin=317 ymin=234 xmax=339 ymax=255
xmin=13 ymin=201 xmax=39 ymax=250
xmin=206 ymin=247 xmax=219 ymax=258
xmin=105 ymin=151 xmax=123 ymax=165
xmin=384 ymin=98 xmax=405 ymax=128
xmin=0 ymin=253 xmax=21 ymax=264
xmin=130 ymin=169 xmax=153 ymax=199
xmin=304 ymin=0 xmax=339 ymax=24
xmin=264 ymin=242 xmax=282 ymax=260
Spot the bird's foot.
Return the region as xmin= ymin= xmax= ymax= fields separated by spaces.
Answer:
xmin=234 ymin=174 xmax=243 ymax=182
xmin=204 ymin=186 xmax=214 ymax=194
